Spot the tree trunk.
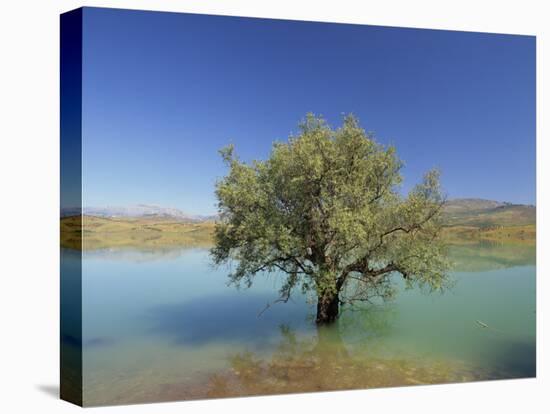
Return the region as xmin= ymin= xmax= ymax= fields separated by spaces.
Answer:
xmin=316 ymin=291 xmax=340 ymax=324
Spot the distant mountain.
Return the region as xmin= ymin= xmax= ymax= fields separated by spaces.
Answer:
xmin=61 ymin=198 xmax=535 ymax=228
xmin=61 ymin=204 xmax=217 ymax=222
xmin=444 ymin=198 xmax=508 ymax=214
xmin=443 ymin=198 xmax=535 ymax=228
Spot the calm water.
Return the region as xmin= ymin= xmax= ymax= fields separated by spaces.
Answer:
xmin=66 ymin=243 xmax=535 ymax=405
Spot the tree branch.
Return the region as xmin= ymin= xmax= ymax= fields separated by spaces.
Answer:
xmin=257 ymin=292 xmax=292 ymax=317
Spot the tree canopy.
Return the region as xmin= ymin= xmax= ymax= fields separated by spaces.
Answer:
xmin=211 ymin=114 xmax=450 ymax=323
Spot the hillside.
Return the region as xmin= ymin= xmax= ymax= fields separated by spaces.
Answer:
xmin=443 ymin=198 xmax=535 ymax=228
xmin=60 ymin=199 xmax=536 ymax=250
xmin=61 ymin=204 xmax=215 ymax=222
xmin=444 ymin=198 xmax=507 ymax=214
xmin=61 ymin=215 xmax=215 ymax=250
xmin=442 ymin=198 xmax=535 ymax=244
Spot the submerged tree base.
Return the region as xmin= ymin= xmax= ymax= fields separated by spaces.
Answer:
xmin=316 ymin=293 xmax=340 ymax=324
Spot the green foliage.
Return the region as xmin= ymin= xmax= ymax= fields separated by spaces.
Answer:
xmin=211 ymin=114 xmax=450 ymax=314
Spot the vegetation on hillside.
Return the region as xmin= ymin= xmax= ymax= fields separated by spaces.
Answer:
xmin=61 ymin=215 xmax=214 ymax=250
xmin=61 ymin=201 xmax=536 ymax=251
xmin=441 ymin=199 xmax=535 ymax=245
xmin=443 ymin=200 xmax=535 ymax=228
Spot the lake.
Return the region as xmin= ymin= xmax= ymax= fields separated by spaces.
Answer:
xmin=63 ymin=243 xmax=536 ymax=406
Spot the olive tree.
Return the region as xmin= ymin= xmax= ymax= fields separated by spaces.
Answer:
xmin=211 ymin=114 xmax=449 ymax=324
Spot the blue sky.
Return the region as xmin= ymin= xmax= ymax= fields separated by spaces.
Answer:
xmin=81 ymin=7 xmax=535 ymax=215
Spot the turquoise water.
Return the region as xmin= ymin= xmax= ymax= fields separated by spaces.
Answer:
xmin=69 ymin=244 xmax=535 ymax=405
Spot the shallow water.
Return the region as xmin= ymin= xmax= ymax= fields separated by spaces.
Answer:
xmin=65 ymin=243 xmax=535 ymax=405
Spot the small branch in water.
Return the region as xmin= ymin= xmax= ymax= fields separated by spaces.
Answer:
xmin=475 ymin=319 xmax=505 ymax=334
xmin=476 ymin=320 xmax=489 ymax=329
xmin=257 ymin=295 xmax=292 ymax=318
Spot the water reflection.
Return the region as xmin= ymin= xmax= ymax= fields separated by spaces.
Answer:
xmin=60 ymin=248 xmax=82 ymax=404
xmin=78 ymin=245 xmax=536 ymax=405
xmin=202 ymin=325 xmax=488 ymax=399
xmin=83 ymin=246 xmax=195 ymax=263
xmin=449 ymin=242 xmax=535 ymax=272
xmin=338 ymin=305 xmax=397 ymax=341
xmin=146 ymin=294 xmax=309 ymax=346
xmin=81 ymin=242 xmax=536 ymax=272
xmin=84 ymin=337 xmax=116 ymax=348
xmin=483 ymin=339 xmax=536 ymax=378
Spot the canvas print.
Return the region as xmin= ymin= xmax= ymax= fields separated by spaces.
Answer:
xmin=60 ymin=7 xmax=536 ymax=407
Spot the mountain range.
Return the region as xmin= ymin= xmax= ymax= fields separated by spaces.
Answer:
xmin=61 ymin=204 xmax=215 ymax=222
xmin=61 ymin=198 xmax=535 ymax=228
xmin=443 ymin=198 xmax=535 ymax=228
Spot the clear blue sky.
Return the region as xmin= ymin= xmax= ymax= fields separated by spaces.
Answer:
xmin=81 ymin=7 xmax=535 ymax=215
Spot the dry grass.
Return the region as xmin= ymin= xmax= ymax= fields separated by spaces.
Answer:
xmin=61 ymin=215 xmax=215 ymax=250
xmin=442 ymin=224 xmax=536 ymax=245
xmin=61 ymin=214 xmax=536 ymax=251
xmin=443 ymin=204 xmax=535 ymax=228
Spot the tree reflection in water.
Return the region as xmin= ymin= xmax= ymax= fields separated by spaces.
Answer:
xmin=205 ymin=313 xmax=489 ymax=398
